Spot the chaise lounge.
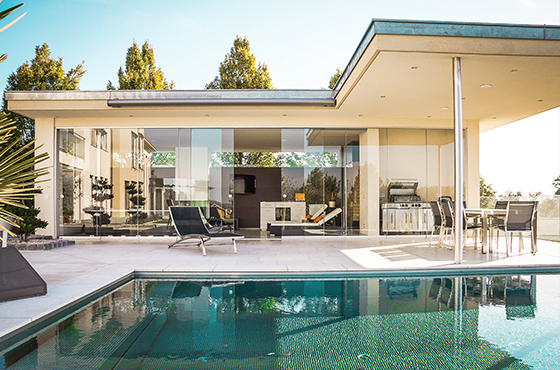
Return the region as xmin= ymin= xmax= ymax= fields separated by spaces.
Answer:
xmin=168 ymin=206 xmax=242 ymax=255
xmin=267 ymin=207 xmax=342 ymax=236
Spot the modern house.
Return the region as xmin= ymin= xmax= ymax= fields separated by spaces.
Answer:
xmin=5 ymin=19 xmax=560 ymax=240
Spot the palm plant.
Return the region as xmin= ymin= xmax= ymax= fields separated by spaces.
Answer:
xmin=0 ymin=2 xmax=25 ymax=64
xmin=0 ymin=113 xmax=49 ymax=239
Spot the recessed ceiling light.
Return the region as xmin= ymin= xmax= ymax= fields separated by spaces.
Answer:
xmin=510 ymin=69 xmax=518 ymax=73
xmin=411 ymin=66 xmax=418 ymax=70
xmin=479 ymin=84 xmax=492 ymax=89
xmin=380 ymin=96 xmax=386 ymax=98
xmin=440 ymin=106 xmax=450 ymax=110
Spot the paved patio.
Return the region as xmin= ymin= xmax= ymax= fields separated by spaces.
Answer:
xmin=1 ymin=235 xmax=560 ymax=343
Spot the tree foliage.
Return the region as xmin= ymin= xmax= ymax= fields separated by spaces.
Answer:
xmin=4 ymin=43 xmax=85 ymax=144
xmin=206 ymin=36 xmax=272 ymax=89
xmin=328 ymin=68 xmax=342 ymax=89
xmin=553 ymin=176 xmax=560 ymax=195
xmin=109 ymin=41 xmax=174 ymax=90
xmin=5 ymin=198 xmax=47 ymax=242
xmin=480 ymin=177 xmax=497 ymax=208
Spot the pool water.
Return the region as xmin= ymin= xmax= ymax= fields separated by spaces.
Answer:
xmin=1 ymin=274 xmax=560 ymax=369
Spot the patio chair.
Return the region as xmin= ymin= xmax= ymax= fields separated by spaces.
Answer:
xmin=440 ymin=200 xmax=455 ymax=248
xmin=209 ymin=204 xmax=234 ymax=231
xmin=168 ymin=206 xmax=242 ymax=255
xmin=489 ymin=200 xmax=508 ymax=246
xmin=166 ymin=199 xmax=175 ymax=230
xmin=440 ymin=200 xmax=482 ymax=249
xmin=429 ymin=201 xmax=444 ymax=246
xmin=495 ymin=201 xmax=536 ymax=257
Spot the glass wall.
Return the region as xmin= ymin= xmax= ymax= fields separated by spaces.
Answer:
xmin=57 ymin=127 xmax=458 ymax=238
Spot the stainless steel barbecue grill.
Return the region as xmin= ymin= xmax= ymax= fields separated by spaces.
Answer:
xmin=381 ymin=179 xmax=432 ymax=234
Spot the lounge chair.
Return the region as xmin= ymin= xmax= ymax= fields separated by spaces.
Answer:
xmin=267 ymin=208 xmax=342 ymax=236
xmin=305 ymin=204 xmax=328 ymax=221
xmin=168 ymin=206 xmax=242 ymax=255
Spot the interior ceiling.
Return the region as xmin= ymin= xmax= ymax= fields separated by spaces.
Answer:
xmin=338 ymin=51 xmax=560 ymax=132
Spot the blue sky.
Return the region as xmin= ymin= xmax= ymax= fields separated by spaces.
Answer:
xmin=1 ymin=0 xmax=559 ymax=194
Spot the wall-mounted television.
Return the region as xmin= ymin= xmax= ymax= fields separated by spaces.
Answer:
xmin=234 ymin=174 xmax=256 ymax=194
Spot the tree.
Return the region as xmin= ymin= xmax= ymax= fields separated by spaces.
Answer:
xmin=4 ymin=43 xmax=85 ymax=144
xmin=0 ymin=113 xmax=49 ymax=240
xmin=480 ymin=177 xmax=497 ymax=208
xmin=205 ymin=36 xmax=272 ymax=89
xmin=553 ymin=176 xmax=560 ymax=195
xmin=5 ymin=198 xmax=47 ymax=242
xmin=108 ymin=41 xmax=174 ymax=90
xmin=0 ymin=2 xmax=26 ymax=64
xmin=328 ymin=68 xmax=342 ymax=89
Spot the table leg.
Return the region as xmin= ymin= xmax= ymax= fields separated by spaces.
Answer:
xmin=482 ymin=212 xmax=488 ymax=254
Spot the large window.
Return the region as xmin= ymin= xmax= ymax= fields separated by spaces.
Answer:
xmin=57 ymin=127 xmax=457 ymax=238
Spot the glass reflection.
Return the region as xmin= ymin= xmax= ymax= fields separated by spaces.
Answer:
xmin=56 ymin=127 xmax=463 ymax=237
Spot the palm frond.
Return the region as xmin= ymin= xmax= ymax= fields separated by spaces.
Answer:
xmin=0 ymin=114 xmax=51 ymax=236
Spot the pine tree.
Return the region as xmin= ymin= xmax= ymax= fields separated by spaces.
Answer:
xmin=109 ymin=41 xmax=174 ymax=90
xmin=328 ymin=68 xmax=342 ymax=89
xmin=206 ymin=36 xmax=272 ymax=89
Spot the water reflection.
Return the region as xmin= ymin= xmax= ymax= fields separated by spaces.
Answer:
xmin=1 ymin=275 xmax=550 ymax=369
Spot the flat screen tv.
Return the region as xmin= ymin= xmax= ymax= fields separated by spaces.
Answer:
xmin=234 ymin=174 xmax=256 ymax=194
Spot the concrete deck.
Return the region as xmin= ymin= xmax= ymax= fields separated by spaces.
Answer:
xmin=1 ymin=235 xmax=560 ymax=344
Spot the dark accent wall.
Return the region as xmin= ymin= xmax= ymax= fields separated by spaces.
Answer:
xmin=234 ymin=168 xmax=281 ymax=228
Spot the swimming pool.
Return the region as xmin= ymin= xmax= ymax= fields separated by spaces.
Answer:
xmin=1 ymin=274 xmax=559 ymax=369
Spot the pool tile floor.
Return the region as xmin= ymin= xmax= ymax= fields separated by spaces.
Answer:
xmin=1 ymin=235 xmax=559 ymax=341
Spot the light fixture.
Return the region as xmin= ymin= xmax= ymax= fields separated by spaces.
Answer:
xmin=479 ymin=84 xmax=492 ymax=89
xmin=440 ymin=106 xmax=450 ymax=110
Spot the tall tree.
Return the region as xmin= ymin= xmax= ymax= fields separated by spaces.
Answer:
xmin=328 ymin=68 xmax=342 ymax=89
xmin=4 ymin=43 xmax=85 ymax=144
xmin=206 ymin=36 xmax=272 ymax=89
xmin=108 ymin=41 xmax=174 ymax=90
xmin=480 ymin=176 xmax=497 ymax=208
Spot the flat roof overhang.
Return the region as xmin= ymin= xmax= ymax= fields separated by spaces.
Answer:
xmin=6 ymin=19 xmax=560 ymax=132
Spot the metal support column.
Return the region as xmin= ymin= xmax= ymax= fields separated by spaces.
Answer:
xmin=453 ymin=57 xmax=464 ymax=264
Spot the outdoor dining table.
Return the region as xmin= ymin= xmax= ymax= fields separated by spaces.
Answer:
xmin=465 ymin=208 xmax=506 ymax=254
